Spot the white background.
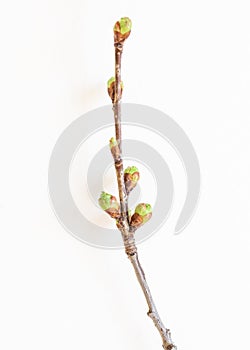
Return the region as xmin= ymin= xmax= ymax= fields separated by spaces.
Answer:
xmin=0 ymin=1 xmax=250 ymax=349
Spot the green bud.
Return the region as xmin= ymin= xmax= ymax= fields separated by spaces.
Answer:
xmin=109 ymin=137 xmax=120 ymax=159
xmin=135 ymin=203 xmax=152 ymax=217
xmin=109 ymin=137 xmax=118 ymax=148
xmin=107 ymin=77 xmax=115 ymax=89
xmin=114 ymin=17 xmax=132 ymax=35
xmin=113 ymin=17 xmax=132 ymax=44
xmin=98 ymin=191 xmax=119 ymax=211
xmin=130 ymin=203 xmax=152 ymax=230
xmin=124 ymin=166 xmax=140 ymax=194
xmin=124 ymin=166 xmax=138 ymax=175
xmin=99 ymin=192 xmax=112 ymax=210
xmin=107 ymin=77 xmax=123 ymax=102
xmin=98 ymin=192 xmax=120 ymax=219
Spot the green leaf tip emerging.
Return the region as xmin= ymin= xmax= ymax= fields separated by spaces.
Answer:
xmin=98 ymin=191 xmax=119 ymax=210
xmin=107 ymin=77 xmax=124 ymax=101
xmin=107 ymin=77 xmax=124 ymax=87
xmin=109 ymin=137 xmax=120 ymax=159
xmin=124 ymin=166 xmax=139 ymax=174
xmin=135 ymin=203 xmax=152 ymax=216
xmin=114 ymin=17 xmax=132 ymax=35
xmin=124 ymin=166 xmax=140 ymax=194
xmin=130 ymin=203 xmax=152 ymax=230
xmin=98 ymin=191 xmax=112 ymax=210
xmin=109 ymin=137 xmax=118 ymax=148
xmin=113 ymin=17 xmax=132 ymax=43
xmin=107 ymin=77 xmax=115 ymax=88
xmin=98 ymin=191 xmax=120 ymax=219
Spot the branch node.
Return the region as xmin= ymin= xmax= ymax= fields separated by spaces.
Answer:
xmin=123 ymin=232 xmax=137 ymax=256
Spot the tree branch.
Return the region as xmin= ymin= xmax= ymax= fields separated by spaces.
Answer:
xmin=108 ymin=17 xmax=176 ymax=350
xmin=112 ymin=40 xmax=129 ymax=225
xmin=129 ymin=253 xmax=176 ymax=350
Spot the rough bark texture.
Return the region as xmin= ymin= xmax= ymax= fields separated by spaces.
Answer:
xmin=109 ymin=38 xmax=177 ymax=349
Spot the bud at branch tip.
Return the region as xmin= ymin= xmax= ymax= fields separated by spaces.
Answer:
xmin=113 ymin=17 xmax=132 ymax=44
xmin=114 ymin=17 xmax=132 ymax=35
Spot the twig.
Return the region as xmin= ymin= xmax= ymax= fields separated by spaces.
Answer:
xmin=101 ymin=17 xmax=177 ymax=350
xmin=129 ymin=254 xmax=176 ymax=350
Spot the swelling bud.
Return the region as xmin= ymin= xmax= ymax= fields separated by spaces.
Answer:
xmin=113 ymin=17 xmax=132 ymax=44
xmin=130 ymin=203 xmax=152 ymax=230
xmin=124 ymin=166 xmax=140 ymax=194
xmin=98 ymin=191 xmax=120 ymax=219
xmin=107 ymin=77 xmax=123 ymax=102
xmin=109 ymin=137 xmax=120 ymax=159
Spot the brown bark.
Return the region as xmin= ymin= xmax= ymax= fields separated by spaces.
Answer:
xmin=112 ymin=42 xmax=129 ymax=224
xmin=109 ymin=38 xmax=177 ymax=349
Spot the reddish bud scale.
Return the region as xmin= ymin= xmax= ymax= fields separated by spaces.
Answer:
xmin=130 ymin=212 xmax=143 ymax=229
xmin=124 ymin=171 xmax=140 ymax=194
xmin=130 ymin=212 xmax=152 ymax=230
xmin=108 ymin=80 xmax=123 ymax=103
xmin=113 ymin=21 xmax=131 ymax=44
xmin=130 ymin=203 xmax=152 ymax=231
xmin=107 ymin=195 xmax=120 ymax=218
xmin=105 ymin=207 xmax=120 ymax=219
